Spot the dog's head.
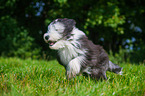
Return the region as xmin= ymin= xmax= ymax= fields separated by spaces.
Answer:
xmin=44 ymin=18 xmax=76 ymax=49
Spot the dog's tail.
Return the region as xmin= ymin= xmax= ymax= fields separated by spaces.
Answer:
xmin=108 ymin=61 xmax=123 ymax=75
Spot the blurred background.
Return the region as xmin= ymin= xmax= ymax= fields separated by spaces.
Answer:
xmin=0 ymin=0 xmax=145 ymax=63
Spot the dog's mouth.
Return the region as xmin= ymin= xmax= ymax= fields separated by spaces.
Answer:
xmin=48 ymin=41 xmax=57 ymax=46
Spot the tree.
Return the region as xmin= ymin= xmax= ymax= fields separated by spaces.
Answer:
xmin=0 ymin=0 xmax=145 ymax=62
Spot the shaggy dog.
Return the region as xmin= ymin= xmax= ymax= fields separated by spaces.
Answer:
xmin=44 ymin=18 xmax=122 ymax=80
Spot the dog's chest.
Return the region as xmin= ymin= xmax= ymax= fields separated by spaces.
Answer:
xmin=58 ymin=45 xmax=81 ymax=65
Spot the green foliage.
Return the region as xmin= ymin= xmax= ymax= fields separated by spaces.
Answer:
xmin=0 ymin=57 xmax=145 ymax=95
xmin=109 ymin=48 xmax=131 ymax=64
xmin=54 ymin=0 xmax=67 ymax=4
xmin=109 ymin=45 xmax=145 ymax=63
xmin=85 ymin=2 xmax=125 ymax=34
xmin=0 ymin=0 xmax=145 ymax=63
xmin=130 ymin=44 xmax=145 ymax=63
xmin=0 ymin=16 xmax=41 ymax=58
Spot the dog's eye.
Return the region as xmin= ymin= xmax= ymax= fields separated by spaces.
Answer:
xmin=55 ymin=29 xmax=64 ymax=32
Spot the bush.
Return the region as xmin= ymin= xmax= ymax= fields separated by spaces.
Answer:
xmin=109 ymin=47 xmax=145 ymax=64
xmin=0 ymin=16 xmax=41 ymax=58
xmin=109 ymin=49 xmax=128 ymax=64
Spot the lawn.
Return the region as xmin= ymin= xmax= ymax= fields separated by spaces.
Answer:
xmin=0 ymin=57 xmax=145 ymax=96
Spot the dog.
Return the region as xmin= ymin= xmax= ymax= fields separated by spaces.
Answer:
xmin=43 ymin=18 xmax=122 ymax=80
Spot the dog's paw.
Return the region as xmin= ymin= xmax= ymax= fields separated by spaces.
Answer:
xmin=118 ymin=68 xmax=123 ymax=75
xmin=66 ymin=71 xmax=76 ymax=80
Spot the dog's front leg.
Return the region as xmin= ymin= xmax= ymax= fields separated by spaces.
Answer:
xmin=66 ymin=56 xmax=83 ymax=79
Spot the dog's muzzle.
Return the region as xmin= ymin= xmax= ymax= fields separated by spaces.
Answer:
xmin=43 ymin=33 xmax=57 ymax=46
xmin=45 ymin=35 xmax=49 ymax=41
xmin=44 ymin=33 xmax=49 ymax=42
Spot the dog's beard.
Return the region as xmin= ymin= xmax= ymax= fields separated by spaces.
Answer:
xmin=48 ymin=41 xmax=57 ymax=46
xmin=49 ymin=40 xmax=66 ymax=50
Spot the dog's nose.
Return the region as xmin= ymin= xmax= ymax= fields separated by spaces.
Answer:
xmin=45 ymin=35 xmax=49 ymax=40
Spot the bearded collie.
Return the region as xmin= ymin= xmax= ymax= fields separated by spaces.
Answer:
xmin=44 ymin=18 xmax=122 ymax=80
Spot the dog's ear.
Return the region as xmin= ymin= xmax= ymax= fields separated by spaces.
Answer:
xmin=56 ymin=18 xmax=76 ymax=27
xmin=65 ymin=18 xmax=76 ymax=27
xmin=64 ymin=19 xmax=76 ymax=33
xmin=55 ymin=18 xmax=76 ymax=37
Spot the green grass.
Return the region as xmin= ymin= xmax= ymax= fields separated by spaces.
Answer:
xmin=0 ymin=57 xmax=145 ymax=96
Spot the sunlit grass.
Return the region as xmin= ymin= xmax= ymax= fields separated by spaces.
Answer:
xmin=0 ymin=57 xmax=145 ymax=96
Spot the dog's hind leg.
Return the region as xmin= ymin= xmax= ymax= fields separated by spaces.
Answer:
xmin=108 ymin=61 xmax=123 ymax=75
xmin=90 ymin=68 xmax=107 ymax=80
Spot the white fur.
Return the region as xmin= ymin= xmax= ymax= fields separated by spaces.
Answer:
xmin=49 ymin=40 xmax=66 ymax=49
xmin=47 ymin=22 xmax=65 ymax=42
xmin=49 ymin=27 xmax=86 ymax=50
xmin=57 ymin=28 xmax=87 ymax=78
xmin=71 ymin=28 xmax=86 ymax=40
xmin=44 ymin=21 xmax=89 ymax=78
xmin=57 ymin=28 xmax=87 ymax=65
xmin=66 ymin=56 xmax=85 ymax=78
xmin=58 ymin=41 xmax=86 ymax=65
xmin=82 ymin=67 xmax=91 ymax=74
